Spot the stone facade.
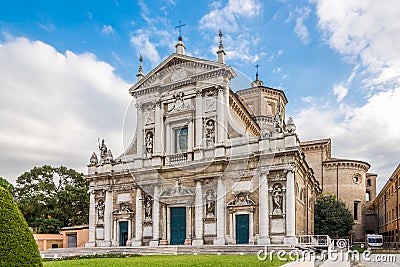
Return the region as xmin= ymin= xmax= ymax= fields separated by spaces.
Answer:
xmin=374 ymin=163 xmax=400 ymax=244
xmin=300 ymin=139 xmax=377 ymax=242
xmin=85 ymin=34 xmax=321 ymax=247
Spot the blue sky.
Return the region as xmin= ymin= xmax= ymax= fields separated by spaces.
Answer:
xmin=1 ymin=0 xmax=399 ymax=191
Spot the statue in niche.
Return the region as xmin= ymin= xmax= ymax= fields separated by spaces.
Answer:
xmin=97 ymin=199 xmax=105 ymax=221
xmin=98 ymin=139 xmax=108 ymax=160
xmin=205 ymin=119 xmax=215 ymax=146
xmin=145 ymin=131 xmax=153 ymax=154
xmin=144 ymin=195 xmax=153 ymax=219
xmin=272 ymin=183 xmax=283 ymax=214
xmin=205 ymin=189 xmax=216 ymax=217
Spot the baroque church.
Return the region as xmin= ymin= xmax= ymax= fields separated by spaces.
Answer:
xmin=85 ymin=31 xmax=373 ymax=247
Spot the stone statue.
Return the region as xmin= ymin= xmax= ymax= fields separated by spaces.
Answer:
xmin=145 ymin=132 xmax=153 ymax=154
xmin=205 ymin=189 xmax=215 ymax=217
xmin=205 ymin=119 xmax=215 ymax=145
xmin=272 ymin=183 xmax=283 ymax=213
xmin=97 ymin=199 xmax=105 ymax=221
xmin=98 ymin=139 xmax=108 ymax=160
xmin=89 ymin=152 xmax=98 ymax=165
xmin=286 ymin=117 xmax=296 ymax=133
xmin=174 ymin=179 xmax=183 ymax=195
xmin=144 ymin=195 xmax=152 ymax=219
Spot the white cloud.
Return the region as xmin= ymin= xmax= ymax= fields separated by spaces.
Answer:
xmin=130 ymin=29 xmax=161 ymax=67
xmin=199 ymin=0 xmax=261 ymax=32
xmin=102 ymin=24 xmax=115 ymax=36
xmin=199 ymin=0 xmax=264 ymax=64
xmin=0 ymin=37 xmax=133 ymax=183
xmin=294 ymin=7 xmax=311 ymax=44
xmin=295 ymin=87 xmax=400 ymax=190
xmin=332 ymin=84 xmax=348 ymax=102
xmin=311 ymin=0 xmax=400 ymax=85
xmin=301 ymin=96 xmax=314 ymax=103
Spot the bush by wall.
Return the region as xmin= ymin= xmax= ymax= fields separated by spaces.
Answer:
xmin=0 ymin=186 xmax=42 ymax=266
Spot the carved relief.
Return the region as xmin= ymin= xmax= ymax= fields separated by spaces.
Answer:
xmin=160 ymin=179 xmax=194 ymax=197
xmin=204 ymin=97 xmax=216 ymax=112
xmin=227 ymin=191 xmax=255 ymax=207
xmin=168 ymin=92 xmax=190 ymax=112
xmin=272 ymin=183 xmax=283 ymax=214
xmin=170 ymin=67 xmax=187 ymax=82
xmin=144 ymin=105 xmax=155 ymax=125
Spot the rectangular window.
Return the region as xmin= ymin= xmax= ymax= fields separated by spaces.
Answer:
xmin=366 ymin=191 xmax=371 ymax=202
xmin=354 ymin=202 xmax=359 ymax=220
xmin=175 ymin=126 xmax=188 ymax=153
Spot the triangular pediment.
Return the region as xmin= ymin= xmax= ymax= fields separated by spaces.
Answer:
xmin=129 ymin=53 xmax=236 ymax=94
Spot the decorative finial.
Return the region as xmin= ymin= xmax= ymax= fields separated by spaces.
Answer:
xmin=136 ymin=54 xmax=144 ymax=81
xmin=217 ymin=29 xmax=226 ymax=64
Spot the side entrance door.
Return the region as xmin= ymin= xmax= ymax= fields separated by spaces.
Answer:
xmin=67 ymin=234 xmax=77 ymax=248
xmin=170 ymin=207 xmax=186 ymax=245
xmin=236 ymin=214 xmax=249 ymax=244
xmin=119 ymin=221 xmax=128 ymax=246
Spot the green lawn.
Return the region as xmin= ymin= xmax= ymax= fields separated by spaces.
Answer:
xmin=43 ymin=254 xmax=290 ymax=267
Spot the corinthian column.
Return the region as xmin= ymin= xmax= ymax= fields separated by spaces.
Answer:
xmin=85 ymin=189 xmax=96 ymax=247
xmin=193 ymin=180 xmax=204 ymax=245
xmin=103 ymin=189 xmax=113 ymax=246
xmin=258 ymin=172 xmax=270 ymax=244
xmin=214 ymin=177 xmax=226 ymax=245
xmin=132 ymin=187 xmax=143 ymax=246
xmin=284 ymin=169 xmax=297 ymax=244
xmin=150 ymin=186 xmax=160 ymax=246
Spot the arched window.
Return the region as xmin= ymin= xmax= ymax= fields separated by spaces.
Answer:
xmin=367 ymin=179 xmax=371 ymax=187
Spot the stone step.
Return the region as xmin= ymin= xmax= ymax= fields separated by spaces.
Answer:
xmin=40 ymin=245 xmax=297 ymax=259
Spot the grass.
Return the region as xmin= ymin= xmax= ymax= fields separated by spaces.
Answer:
xmin=43 ymin=254 xmax=290 ymax=267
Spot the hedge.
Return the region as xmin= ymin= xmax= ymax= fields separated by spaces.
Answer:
xmin=0 ymin=186 xmax=42 ymax=266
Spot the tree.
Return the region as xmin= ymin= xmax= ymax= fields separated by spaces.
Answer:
xmin=0 ymin=186 xmax=42 ymax=266
xmin=14 ymin=165 xmax=89 ymax=234
xmin=314 ymin=194 xmax=354 ymax=237
xmin=0 ymin=177 xmax=14 ymax=195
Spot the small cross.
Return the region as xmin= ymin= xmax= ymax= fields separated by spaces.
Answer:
xmin=175 ymin=20 xmax=186 ymax=38
xmin=254 ymin=64 xmax=261 ymax=75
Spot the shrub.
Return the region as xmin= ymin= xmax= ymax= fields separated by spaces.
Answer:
xmin=0 ymin=186 xmax=42 ymax=266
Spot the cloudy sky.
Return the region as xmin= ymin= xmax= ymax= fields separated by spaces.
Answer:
xmin=1 ymin=0 xmax=399 ymax=191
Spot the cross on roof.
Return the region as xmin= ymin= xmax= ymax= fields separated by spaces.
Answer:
xmin=254 ymin=64 xmax=261 ymax=75
xmin=175 ymin=20 xmax=186 ymax=38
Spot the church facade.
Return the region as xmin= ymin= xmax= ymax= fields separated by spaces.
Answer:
xmin=85 ymin=33 xmax=321 ymax=247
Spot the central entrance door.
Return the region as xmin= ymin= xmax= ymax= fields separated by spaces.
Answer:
xmin=170 ymin=207 xmax=186 ymax=245
xmin=236 ymin=214 xmax=249 ymax=244
xmin=119 ymin=221 xmax=128 ymax=246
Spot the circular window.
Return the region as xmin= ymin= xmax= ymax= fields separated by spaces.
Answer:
xmin=353 ymin=175 xmax=361 ymax=184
